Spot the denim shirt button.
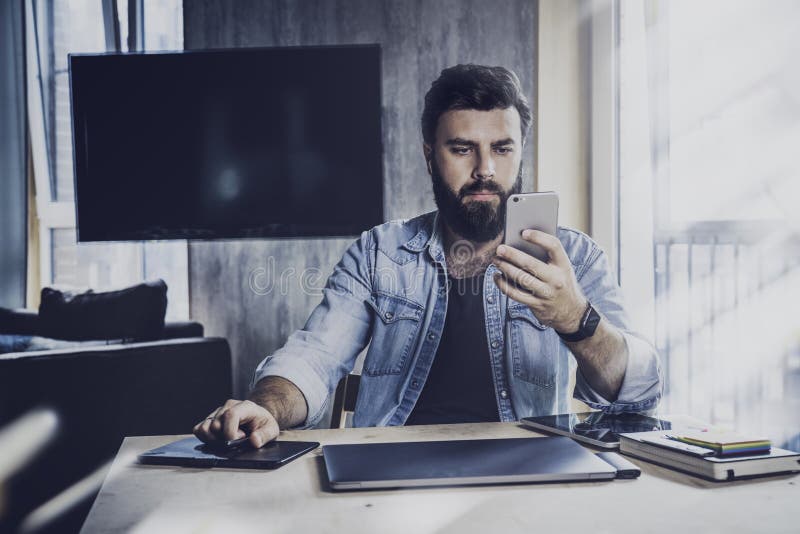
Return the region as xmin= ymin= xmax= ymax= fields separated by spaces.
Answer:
xmin=490 ymin=340 xmax=500 ymax=349
xmin=384 ymin=311 xmax=393 ymax=320
xmin=500 ymin=389 xmax=508 ymax=399
xmin=487 ymin=295 xmax=494 ymax=304
xmin=411 ymin=380 xmax=420 ymax=388
xmin=427 ymin=333 xmax=435 ymax=341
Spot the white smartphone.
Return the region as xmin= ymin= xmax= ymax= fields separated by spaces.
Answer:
xmin=503 ymin=191 xmax=559 ymax=262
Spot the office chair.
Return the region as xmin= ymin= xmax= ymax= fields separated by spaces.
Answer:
xmin=330 ymin=374 xmax=361 ymax=429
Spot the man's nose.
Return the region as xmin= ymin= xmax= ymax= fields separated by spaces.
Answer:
xmin=473 ymin=152 xmax=495 ymax=181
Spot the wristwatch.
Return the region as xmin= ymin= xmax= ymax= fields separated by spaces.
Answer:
xmin=556 ymin=302 xmax=601 ymax=342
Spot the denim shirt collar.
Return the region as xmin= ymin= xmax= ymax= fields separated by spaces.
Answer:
xmin=400 ymin=210 xmax=546 ymax=327
xmin=401 ymin=211 xmax=446 ymax=265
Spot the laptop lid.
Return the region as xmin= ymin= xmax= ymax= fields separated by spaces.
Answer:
xmin=323 ymin=436 xmax=616 ymax=490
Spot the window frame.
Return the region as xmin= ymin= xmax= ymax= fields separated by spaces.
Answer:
xmin=26 ymin=0 xmax=76 ymax=287
xmin=25 ymin=0 xmax=188 ymax=320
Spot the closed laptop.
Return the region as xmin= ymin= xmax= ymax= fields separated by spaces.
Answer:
xmin=323 ymin=436 xmax=616 ymax=490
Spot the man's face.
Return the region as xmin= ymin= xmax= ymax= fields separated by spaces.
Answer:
xmin=426 ymin=108 xmax=524 ymax=243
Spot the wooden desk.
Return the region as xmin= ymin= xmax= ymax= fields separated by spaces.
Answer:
xmin=82 ymin=423 xmax=797 ymax=533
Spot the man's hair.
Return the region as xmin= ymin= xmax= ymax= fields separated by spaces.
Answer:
xmin=421 ymin=64 xmax=532 ymax=145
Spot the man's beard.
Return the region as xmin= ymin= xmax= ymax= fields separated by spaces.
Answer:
xmin=430 ymin=155 xmax=523 ymax=243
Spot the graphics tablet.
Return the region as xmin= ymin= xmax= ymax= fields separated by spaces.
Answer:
xmin=521 ymin=412 xmax=672 ymax=449
xmin=138 ymin=437 xmax=319 ymax=469
xmin=323 ymin=436 xmax=616 ymax=490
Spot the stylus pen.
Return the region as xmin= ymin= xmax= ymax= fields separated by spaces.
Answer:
xmin=223 ymin=437 xmax=250 ymax=449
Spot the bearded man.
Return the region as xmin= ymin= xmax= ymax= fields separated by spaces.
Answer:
xmin=195 ymin=64 xmax=663 ymax=447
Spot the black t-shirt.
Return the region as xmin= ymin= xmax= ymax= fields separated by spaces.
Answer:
xmin=405 ymin=272 xmax=500 ymax=425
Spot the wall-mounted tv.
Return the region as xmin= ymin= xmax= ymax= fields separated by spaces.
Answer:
xmin=70 ymin=44 xmax=383 ymax=242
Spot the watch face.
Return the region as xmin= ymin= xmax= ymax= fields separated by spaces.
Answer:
xmin=583 ymin=305 xmax=601 ymax=335
xmin=557 ymin=304 xmax=600 ymax=342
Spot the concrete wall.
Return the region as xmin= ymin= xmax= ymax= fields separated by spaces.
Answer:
xmin=184 ymin=0 xmax=539 ymax=401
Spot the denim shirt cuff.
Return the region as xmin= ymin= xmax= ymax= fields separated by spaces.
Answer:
xmin=251 ymin=356 xmax=330 ymax=430
xmin=576 ymin=332 xmax=663 ymax=414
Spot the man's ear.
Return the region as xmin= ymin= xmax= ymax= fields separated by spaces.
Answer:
xmin=423 ymin=143 xmax=433 ymax=175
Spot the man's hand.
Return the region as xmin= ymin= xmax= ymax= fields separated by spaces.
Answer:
xmin=493 ymin=229 xmax=629 ymax=401
xmin=193 ymin=376 xmax=308 ymax=448
xmin=493 ymin=229 xmax=587 ymax=333
xmin=193 ymin=399 xmax=280 ymax=448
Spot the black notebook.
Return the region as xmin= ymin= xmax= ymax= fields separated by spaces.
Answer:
xmin=619 ymin=431 xmax=800 ymax=481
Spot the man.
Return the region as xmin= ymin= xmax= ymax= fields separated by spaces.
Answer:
xmin=195 ymin=64 xmax=662 ymax=448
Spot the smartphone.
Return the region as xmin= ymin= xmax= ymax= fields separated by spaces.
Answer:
xmin=503 ymin=191 xmax=559 ymax=262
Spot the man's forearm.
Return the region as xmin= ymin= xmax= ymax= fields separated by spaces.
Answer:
xmin=247 ymin=376 xmax=309 ymax=429
xmin=565 ymin=318 xmax=628 ymax=402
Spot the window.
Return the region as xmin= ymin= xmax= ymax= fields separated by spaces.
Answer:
xmin=27 ymin=0 xmax=188 ymax=320
xmin=616 ymin=0 xmax=800 ymax=447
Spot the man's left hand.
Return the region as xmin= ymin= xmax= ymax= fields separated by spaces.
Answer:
xmin=493 ymin=229 xmax=588 ymax=334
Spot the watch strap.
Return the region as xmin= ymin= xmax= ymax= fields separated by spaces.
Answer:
xmin=557 ymin=302 xmax=601 ymax=342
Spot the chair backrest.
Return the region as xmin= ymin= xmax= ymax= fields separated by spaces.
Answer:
xmin=330 ymin=374 xmax=361 ymax=429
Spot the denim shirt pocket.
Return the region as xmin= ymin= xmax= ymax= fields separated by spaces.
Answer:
xmin=363 ymin=291 xmax=424 ymax=376
xmin=507 ymin=304 xmax=557 ymax=388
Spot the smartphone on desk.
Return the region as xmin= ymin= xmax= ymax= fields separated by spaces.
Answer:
xmin=503 ymin=192 xmax=559 ymax=262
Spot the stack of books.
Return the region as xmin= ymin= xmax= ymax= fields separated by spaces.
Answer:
xmin=618 ymin=430 xmax=800 ymax=481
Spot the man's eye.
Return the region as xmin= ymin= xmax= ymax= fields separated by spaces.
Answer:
xmin=494 ymin=146 xmax=513 ymax=155
xmin=451 ymin=147 xmax=471 ymax=155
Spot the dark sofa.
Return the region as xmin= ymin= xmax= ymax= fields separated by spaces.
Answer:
xmin=0 ymin=308 xmax=232 ymax=532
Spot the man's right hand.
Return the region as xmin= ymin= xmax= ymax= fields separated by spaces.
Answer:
xmin=193 ymin=399 xmax=280 ymax=448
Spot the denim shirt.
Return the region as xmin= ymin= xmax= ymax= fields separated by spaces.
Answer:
xmin=253 ymin=210 xmax=663 ymax=428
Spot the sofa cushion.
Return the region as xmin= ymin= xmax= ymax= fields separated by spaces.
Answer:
xmin=38 ymin=280 xmax=168 ymax=341
xmin=0 ymin=334 xmax=31 ymax=354
xmin=0 ymin=334 xmax=110 ymax=355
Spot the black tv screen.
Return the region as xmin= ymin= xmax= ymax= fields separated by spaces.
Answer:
xmin=70 ymin=45 xmax=383 ymax=241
